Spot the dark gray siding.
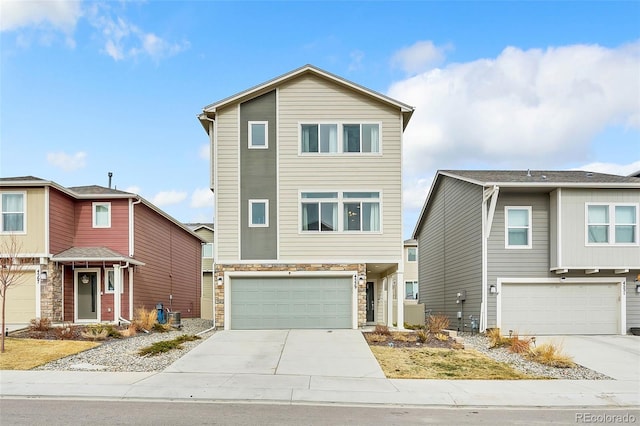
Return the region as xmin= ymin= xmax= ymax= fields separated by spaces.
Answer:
xmin=417 ymin=176 xmax=483 ymax=331
xmin=240 ymin=90 xmax=277 ymax=260
xmin=486 ymin=192 xmax=551 ymax=326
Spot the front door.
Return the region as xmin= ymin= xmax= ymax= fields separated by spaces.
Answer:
xmin=366 ymin=282 xmax=375 ymax=322
xmin=76 ymin=270 xmax=99 ymax=321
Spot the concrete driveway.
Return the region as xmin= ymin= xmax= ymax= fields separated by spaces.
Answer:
xmin=535 ymin=335 xmax=640 ymax=380
xmin=165 ymin=329 xmax=385 ymax=378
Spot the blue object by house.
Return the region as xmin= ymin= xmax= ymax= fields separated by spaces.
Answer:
xmin=156 ymin=303 xmax=165 ymax=324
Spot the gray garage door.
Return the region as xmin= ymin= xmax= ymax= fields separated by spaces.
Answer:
xmin=501 ymin=282 xmax=620 ymax=335
xmin=230 ymin=276 xmax=353 ymax=329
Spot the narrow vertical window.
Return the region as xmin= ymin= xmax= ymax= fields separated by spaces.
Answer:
xmin=505 ymin=206 xmax=531 ymax=248
xmin=248 ymin=121 xmax=268 ymax=149
xmin=93 ymin=202 xmax=111 ymax=228
xmin=249 ymin=200 xmax=269 ymax=227
xmin=407 ymin=247 xmax=417 ymax=262
xmin=202 ymin=243 xmax=214 ymax=258
xmin=587 ymin=205 xmax=609 ymax=243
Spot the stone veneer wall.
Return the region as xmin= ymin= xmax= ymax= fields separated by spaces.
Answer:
xmin=214 ymin=263 xmax=367 ymax=329
xmin=39 ymin=261 xmax=63 ymax=321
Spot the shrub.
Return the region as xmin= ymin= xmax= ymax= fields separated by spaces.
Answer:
xmin=508 ymin=331 xmax=533 ymax=354
xmin=133 ymin=307 xmax=158 ymax=331
xmin=365 ymin=333 xmax=388 ymax=343
xmin=404 ymin=323 xmax=423 ymax=330
xmin=152 ymin=322 xmax=172 ymax=333
xmin=373 ymin=324 xmax=391 ymax=336
xmin=81 ymin=328 xmax=109 ymax=341
xmin=527 ymin=341 xmax=575 ymax=368
xmin=416 ymin=328 xmax=429 ymax=343
xmin=435 ymin=332 xmax=449 ymax=342
xmin=390 ymin=331 xmax=415 ymax=342
xmin=29 ymin=317 xmax=52 ymax=331
xmin=119 ymin=323 xmax=138 ymax=337
xmin=487 ymin=328 xmax=510 ymax=348
xmin=53 ymin=323 xmax=74 ymax=340
xmin=83 ymin=324 xmax=122 ymax=339
xmin=138 ymin=334 xmax=200 ymax=357
xmin=426 ymin=314 xmax=450 ymax=334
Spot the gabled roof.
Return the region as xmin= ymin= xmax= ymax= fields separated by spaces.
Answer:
xmin=198 ymin=64 xmax=415 ymax=132
xmin=52 ymin=246 xmax=145 ymax=266
xmin=185 ymin=223 xmax=214 ymax=232
xmin=412 ymin=169 xmax=640 ymax=239
xmin=1 ymin=177 xmax=204 ymax=242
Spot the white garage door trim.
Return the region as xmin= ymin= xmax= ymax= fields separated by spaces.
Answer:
xmin=496 ymin=277 xmax=626 ymax=335
xmin=223 ymin=270 xmax=358 ymax=330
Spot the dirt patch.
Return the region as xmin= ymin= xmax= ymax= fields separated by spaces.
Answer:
xmin=10 ymin=325 xmax=128 ymax=341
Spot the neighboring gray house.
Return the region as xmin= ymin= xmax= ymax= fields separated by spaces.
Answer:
xmin=198 ymin=65 xmax=414 ymax=330
xmin=412 ymin=170 xmax=640 ymax=335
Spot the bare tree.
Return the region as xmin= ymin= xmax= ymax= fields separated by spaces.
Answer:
xmin=0 ymin=234 xmax=27 ymax=353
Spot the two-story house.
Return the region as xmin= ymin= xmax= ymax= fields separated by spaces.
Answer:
xmin=0 ymin=177 xmax=203 ymax=326
xmin=186 ymin=223 xmax=215 ymax=320
xmin=413 ymin=170 xmax=640 ymax=335
xmin=198 ymin=65 xmax=414 ymax=330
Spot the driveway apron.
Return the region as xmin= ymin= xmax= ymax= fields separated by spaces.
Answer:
xmin=164 ymin=329 xmax=385 ymax=379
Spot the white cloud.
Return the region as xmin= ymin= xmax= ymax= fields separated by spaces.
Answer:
xmin=0 ymin=0 xmax=82 ymax=32
xmin=391 ymin=40 xmax=452 ymax=74
xmin=190 ymin=188 xmax=213 ymax=208
xmin=403 ymin=176 xmax=434 ymax=210
xmin=388 ymin=42 xmax=640 ymax=176
xmin=151 ymin=190 xmax=187 ymax=206
xmin=199 ymin=144 xmax=210 ymax=160
xmin=46 ymin=151 xmax=86 ymax=171
xmin=123 ymin=185 xmax=141 ymax=195
xmin=86 ymin=4 xmax=189 ymax=62
xmin=575 ymin=160 xmax=640 ymax=177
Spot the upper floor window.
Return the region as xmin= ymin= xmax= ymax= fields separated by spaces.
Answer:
xmin=248 ymin=121 xmax=268 ymax=149
xmin=407 ymin=247 xmax=417 ymax=262
xmin=300 ymin=123 xmax=380 ymax=154
xmin=587 ymin=204 xmax=638 ymax=245
xmin=505 ymin=206 xmax=531 ymax=249
xmin=1 ymin=192 xmax=25 ymax=233
xmin=249 ymin=199 xmax=269 ymax=227
xmin=301 ymin=191 xmax=381 ymax=233
xmin=202 ymin=243 xmax=214 ymax=258
xmin=93 ymin=202 xmax=111 ymax=228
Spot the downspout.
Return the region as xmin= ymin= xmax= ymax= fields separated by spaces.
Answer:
xmin=481 ymin=185 xmax=499 ymax=332
xmin=114 ymin=261 xmax=129 ymax=323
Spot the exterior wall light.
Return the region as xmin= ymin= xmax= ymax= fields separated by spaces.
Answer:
xmin=39 ymin=270 xmax=48 ymax=281
xmin=358 ymin=275 xmax=366 ymax=285
xmin=489 ymin=284 xmax=497 ymax=295
xmin=217 ymin=276 xmax=224 ymax=286
xmin=636 ymin=283 xmax=640 ymax=294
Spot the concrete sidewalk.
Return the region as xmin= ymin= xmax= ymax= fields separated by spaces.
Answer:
xmin=1 ymin=370 xmax=638 ymax=407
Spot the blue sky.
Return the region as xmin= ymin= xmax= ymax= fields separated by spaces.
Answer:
xmin=1 ymin=1 xmax=639 ymax=239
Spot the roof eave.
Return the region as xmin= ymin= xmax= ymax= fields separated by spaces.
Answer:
xmin=53 ymin=257 xmax=145 ymax=266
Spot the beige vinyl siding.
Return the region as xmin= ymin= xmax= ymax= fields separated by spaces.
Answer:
xmin=1 ymin=187 xmax=46 ymax=254
xmin=277 ymin=74 xmax=403 ymax=262
xmin=625 ymin=272 xmax=640 ymax=331
xmin=558 ymin=188 xmax=640 ymax=268
xmin=486 ymin=192 xmax=551 ymax=327
xmin=215 ymin=105 xmax=240 ymax=262
xmin=201 ymin=272 xmax=214 ymax=320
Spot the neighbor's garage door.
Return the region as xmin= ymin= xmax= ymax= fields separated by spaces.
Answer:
xmin=1 ymin=272 xmax=36 ymax=323
xmin=501 ymin=282 xmax=619 ymax=335
xmin=230 ymin=277 xmax=353 ymax=329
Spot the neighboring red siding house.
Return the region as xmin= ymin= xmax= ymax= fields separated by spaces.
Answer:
xmin=0 ymin=177 xmax=203 ymax=324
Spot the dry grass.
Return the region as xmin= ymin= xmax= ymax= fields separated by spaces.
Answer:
xmin=133 ymin=307 xmax=158 ymax=331
xmin=119 ymin=323 xmax=138 ymax=337
xmin=426 ymin=314 xmax=450 ymax=334
xmin=29 ymin=317 xmax=52 ymax=331
xmin=0 ymin=338 xmax=99 ymax=370
xmin=416 ymin=329 xmax=429 ymax=343
xmin=370 ymin=346 xmax=540 ymax=379
xmin=527 ymin=341 xmax=576 ymax=368
xmin=509 ymin=331 xmax=533 ymax=354
xmin=390 ymin=331 xmax=416 ymax=343
xmin=487 ymin=328 xmax=509 ymax=348
xmin=373 ymin=324 xmax=391 ymax=336
xmin=80 ymin=328 xmax=109 ymax=341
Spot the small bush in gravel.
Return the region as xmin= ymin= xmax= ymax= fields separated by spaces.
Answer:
xmin=138 ymin=334 xmax=200 ymax=357
xmin=426 ymin=314 xmax=450 ymax=334
xmin=527 ymin=342 xmax=575 ymax=368
xmin=133 ymin=307 xmax=158 ymax=331
xmin=81 ymin=328 xmax=109 ymax=341
xmin=416 ymin=329 xmax=429 ymax=343
xmin=487 ymin=328 xmax=509 ymax=348
xmin=29 ymin=317 xmax=52 ymax=331
xmin=509 ymin=331 xmax=533 ymax=354
xmin=53 ymin=324 xmax=75 ymax=340
xmin=374 ymin=324 xmax=391 ymax=336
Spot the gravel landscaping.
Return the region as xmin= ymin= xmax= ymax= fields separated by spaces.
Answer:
xmin=33 ymin=319 xmax=215 ymax=373
xmin=461 ymin=333 xmax=611 ymax=380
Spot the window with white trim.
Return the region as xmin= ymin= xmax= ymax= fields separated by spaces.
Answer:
xmin=505 ymin=206 xmax=531 ymax=248
xmin=300 ymin=123 xmax=380 ymax=154
xmin=1 ymin=192 xmax=25 ymax=233
xmin=407 ymin=247 xmax=417 ymax=262
xmin=405 ymin=281 xmax=418 ymax=300
xmin=249 ymin=199 xmax=269 ymax=227
xmin=301 ymin=191 xmax=381 ymax=233
xmin=93 ymin=202 xmax=111 ymax=228
xmin=248 ymin=121 xmax=268 ymax=149
xmin=202 ymin=243 xmax=214 ymax=258
xmin=587 ymin=204 xmax=638 ymax=245
xmin=105 ymin=269 xmax=115 ymax=293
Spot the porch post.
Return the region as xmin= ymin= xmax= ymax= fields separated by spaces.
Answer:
xmin=396 ymin=271 xmax=405 ymax=330
xmin=113 ymin=264 xmax=121 ymax=321
xmin=386 ymin=275 xmax=393 ymax=327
